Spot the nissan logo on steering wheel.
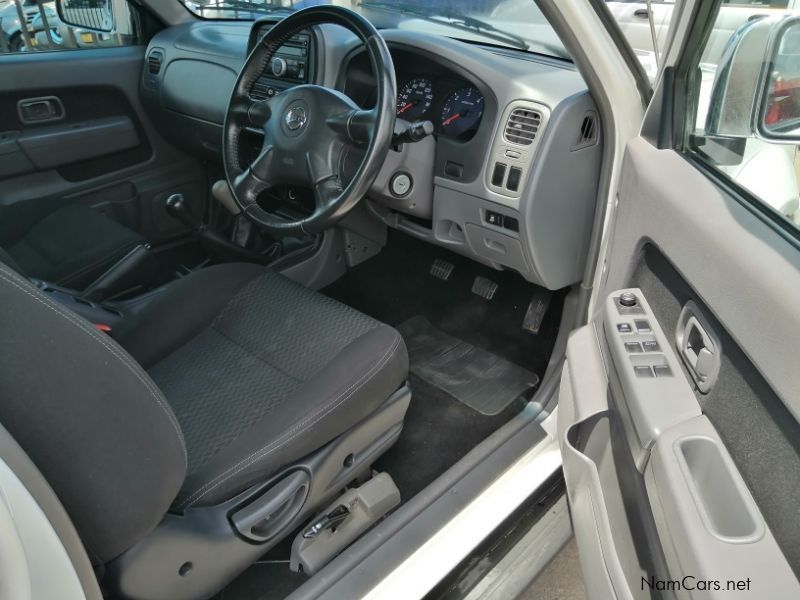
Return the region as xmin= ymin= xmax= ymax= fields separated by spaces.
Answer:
xmin=285 ymin=106 xmax=308 ymax=131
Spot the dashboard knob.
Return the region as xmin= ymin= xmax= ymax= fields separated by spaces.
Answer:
xmin=271 ymin=57 xmax=288 ymax=77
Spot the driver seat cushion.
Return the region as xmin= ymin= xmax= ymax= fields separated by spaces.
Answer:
xmin=116 ymin=264 xmax=408 ymax=510
xmin=4 ymin=203 xmax=145 ymax=289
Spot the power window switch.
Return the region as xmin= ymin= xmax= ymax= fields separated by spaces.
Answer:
xmin=635 ymin=319 xmax=652 ymax=332
xmin=624 ymin=341 xmax=643 ymax=353
xmin=642 ymin=340 xmax=660 ymax=352
xmin=634 ymin=365 xmax=654 ymax=378
xmin=653 ymin=365 xmax=672 ymax=378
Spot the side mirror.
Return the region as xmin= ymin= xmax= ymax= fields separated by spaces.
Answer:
xmin=56 ymin=0 xmax=114 ymax=33
xmin=757 ymin=16 xmax=800 ymax=143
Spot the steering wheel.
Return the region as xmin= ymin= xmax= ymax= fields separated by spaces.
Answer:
xmin=223 ymin=6 xmax=396 ymax=236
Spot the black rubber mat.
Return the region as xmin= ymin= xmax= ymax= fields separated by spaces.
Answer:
xmin=375 ymin=374 xmax=528 ymax=500
xmin=398 ymin=316 xmax=539 ymax=415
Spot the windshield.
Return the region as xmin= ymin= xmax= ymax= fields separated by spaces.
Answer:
xmin=177 ymin=1 xmax=569 ymax=59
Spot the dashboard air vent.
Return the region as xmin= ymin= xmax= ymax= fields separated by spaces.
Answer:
xmin=504 ymin=108 xmax=541 ymax=146
xmin=147 ymin=50 xmax=163 ymax=75
xmin=579 ymin=114 xmax=597 ymax=144
xmin=572 ymin=111 xmax=599 ymax=151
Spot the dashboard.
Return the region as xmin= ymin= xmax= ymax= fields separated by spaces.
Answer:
xmin=140 ymin=19 xmax=603 ymax=290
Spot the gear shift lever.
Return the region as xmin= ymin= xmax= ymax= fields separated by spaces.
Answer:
xmin=165 ymin=193 xmax=202 ymax=232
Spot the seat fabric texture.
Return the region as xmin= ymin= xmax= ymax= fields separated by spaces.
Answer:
xmin=4 ymin=203 xmax=145 ymax=288
xmin=0 ymin=258 xmax=407 ymax=565
xmin=115 ymin=264 xmax=409 ymax=510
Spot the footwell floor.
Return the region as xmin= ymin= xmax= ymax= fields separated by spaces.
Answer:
xmin=325 ymin=231 xmax=565 ymax=499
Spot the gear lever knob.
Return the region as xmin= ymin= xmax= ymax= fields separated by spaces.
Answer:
xmin=165 ymin=193 xmax=200 ymax=231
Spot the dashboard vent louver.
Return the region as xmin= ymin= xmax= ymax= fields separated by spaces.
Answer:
xmin=572 ymin=112 xmax=599 ymax=150
xmin=147 ymin=50 xmax=163 ymax=75
xmin=504 ymin=108 xmax=541 ymax=146
xmin=579 ymin=114 xmax=597 ymax=143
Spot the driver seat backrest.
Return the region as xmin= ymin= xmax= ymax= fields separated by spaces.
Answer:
xmin=0 ymin=261 xmax=187 ymax=565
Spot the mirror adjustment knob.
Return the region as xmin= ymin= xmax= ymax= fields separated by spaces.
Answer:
xmin=619 ymin=292 xmax=638 ymax=307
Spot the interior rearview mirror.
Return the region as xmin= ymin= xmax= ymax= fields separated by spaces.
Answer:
xmin=56 ymin=0 xmax=114 ymax=33
xmin=758 ymin=17 xmax=800 ymax=142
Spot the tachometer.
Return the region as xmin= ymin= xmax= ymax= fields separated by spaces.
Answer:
xmin=440 ymin=87 xmax=484 ymax=138
xmin=396 ymin=78 xmax=434 ymax=120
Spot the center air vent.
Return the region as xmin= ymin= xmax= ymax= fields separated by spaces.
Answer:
xmin=147 ymin=50 xmax=163 ymax=75
xmin=504 ymin=108 xmax=541 ymax=146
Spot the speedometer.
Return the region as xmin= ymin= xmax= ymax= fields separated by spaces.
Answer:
xmin=396 ymin=78 xmax=434 ymax=121
xmin=440 ymin=87 xmax=484 ymax=138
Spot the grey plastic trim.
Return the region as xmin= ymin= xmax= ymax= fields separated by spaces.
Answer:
xmin=558 ymin=328 xmax=630 ymax=600
xmin=675 ymin=300 xmax=722 ymax=394
xmin=646 ymin=416 xmax=800 ymax=598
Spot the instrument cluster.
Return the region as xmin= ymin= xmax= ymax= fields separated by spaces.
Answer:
xmin=395 ymin=77 xmax=485 ymax=140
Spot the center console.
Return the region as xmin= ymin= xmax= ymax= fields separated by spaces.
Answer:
xmin=247 ymin=24 xmax=315 ymax=100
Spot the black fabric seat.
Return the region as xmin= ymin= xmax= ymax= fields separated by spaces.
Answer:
xmin=0 ymin=260 xmax=408 ymax=566
xmin=116 ymin=263 xmax=408 ymax=509
xmin=0 ymin=202 xmax=145 ymax=289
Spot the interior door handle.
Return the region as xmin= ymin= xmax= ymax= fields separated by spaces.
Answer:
xmin=17 ymin=96 xmax=65 ymax=125
xmin=634 ymin=8 xmax=650 ymax=18
xmin=676 ymin=302 xmax=722 ymax=393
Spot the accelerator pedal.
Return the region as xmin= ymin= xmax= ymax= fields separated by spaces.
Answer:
xmin=472 ymin=276 xmax=499 ymax=300
xmin=430 ymin=259 xmax=455 ymax=281
xmin=522 ymin=288 xmax=552 ymax=335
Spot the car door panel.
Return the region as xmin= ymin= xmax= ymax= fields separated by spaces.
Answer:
xmin=0 ymin=46 xmax=205 ymax=243
xmin=560 ymin=137 xmax=800 ymax=598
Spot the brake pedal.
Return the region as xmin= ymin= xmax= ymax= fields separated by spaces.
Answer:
xmin=472 ymin=276 xmax=498 ymax=300
xmin=522 ymin=288 xmax=552 ymax=335
xmin=430 ymin=259 xmax=454 ymax=281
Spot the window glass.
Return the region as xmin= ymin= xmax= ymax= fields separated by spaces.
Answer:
xmin=0 ymin=0 xmax=137 ymax=54
xmin=176 ymin=1 xmax=570 ymax=59
xmin=605 ymin=1 xmax=677 ymax=79
xmin=688 ymin=2 xmax=800 ymax=230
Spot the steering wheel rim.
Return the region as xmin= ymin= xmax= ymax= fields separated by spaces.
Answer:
xmin=223 ymin=6 xmax=396 ymax=236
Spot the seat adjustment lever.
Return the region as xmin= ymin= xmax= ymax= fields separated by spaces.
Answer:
xmin=302 ymin=504 xmax=350 ymax=539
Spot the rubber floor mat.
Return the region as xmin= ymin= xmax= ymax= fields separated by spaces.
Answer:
xmin=398 ymin=316 xmax=539 ymax=415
